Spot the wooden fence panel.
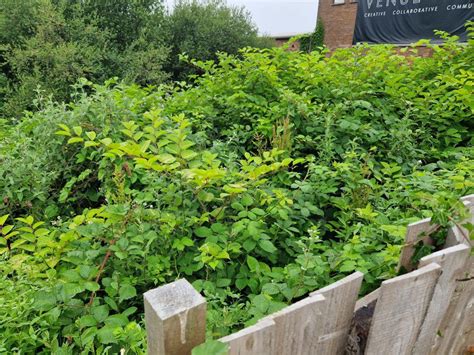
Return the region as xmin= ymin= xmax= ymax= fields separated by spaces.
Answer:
xmin=398 ymin=218 xmax=437 ymax=272
xmin=220 ymin=318 xmax=276 ymax=355
xmin=441 ymin=194 xmax=474 ymax=353
xmin=432 ymin=254 xmax=474 ymax=355
xmin=310 ymin=272 xmax=364 ymax=354
xmin=270 ymin=294 xmax=326 ymax=355
xmin=365 ymin=263 xmax=441 ymax=355
xmin=144 ymin=279 xmax=206 ymax=355
xmin=412 ymin=244 xmax=470 ymax=354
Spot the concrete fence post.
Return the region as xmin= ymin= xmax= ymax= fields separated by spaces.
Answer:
xmin=144 ymin=279 xmax=206 ymax=355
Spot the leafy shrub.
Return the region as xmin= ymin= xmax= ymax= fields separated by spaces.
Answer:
xmin=0 ymin=29 xmax=473 ymax=352
xmin=166 ymin=34 xmax=473 ymax=166
xmin=164 ymin=0 xmax=271 ymax=80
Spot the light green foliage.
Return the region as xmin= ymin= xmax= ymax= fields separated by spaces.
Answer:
xmin=0 ymin=28 xmax=473 ymax=353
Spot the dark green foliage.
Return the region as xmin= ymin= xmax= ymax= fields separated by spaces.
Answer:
xmin=164 ymin=0 xmax=269 ymax=80
xmin=300 ymin=18 xmax=325 ymax=52
xmin=2 ymin=1 xmax=110 ymax=118
xmin=0 ymin=0 xmax=265 ymax=118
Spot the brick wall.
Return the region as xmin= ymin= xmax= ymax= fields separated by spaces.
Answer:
xmin=318 ymin=0 xmax=358 ymax=49
xmin=275 ymin=38 xmax=301 ymax=51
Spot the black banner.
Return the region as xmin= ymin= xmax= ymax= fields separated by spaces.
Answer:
xmin=354 ymin=0 xmax=474 ymax=44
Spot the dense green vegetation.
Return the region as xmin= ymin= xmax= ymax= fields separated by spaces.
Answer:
xmin=0 ymin=0 xmax=268 ymax=118
xmin=300 ymin=18 xmax=325 ymax=52
xmin=0 ymin=5 xmax=473 ymax=352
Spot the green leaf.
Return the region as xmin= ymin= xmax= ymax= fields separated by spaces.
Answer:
xmin=0 ymin=214 xmax=9 ymax=225
xmin=57 ymin=124 xmax=70 ymax=132
xmin=259 ymin=240 xmax=277 ymax=253
xmin=242 ymin=239 xmax=256 ymax=252
xmin=262 ymin=283 xmax=280 ymax=295
xmin=339 ymin=260 xmax=357 ymax=272
xmin=78 ymin=315 xmax=98 ymax=328
xmin=33 ymin=291 xmax=56 ymax=311
xmin=241 ymin=194 xmax=254 ymax=206
xmin=216 ymin=278 xmax=231 ymax=287
xmin=62 ymin=283 xmax=85 ymax=299
xmin=1 ymin=225 xmax=14 ymax=235
xmin=55 ymin=130 xmax=72 ymax=136
xmin=119 ymin=284 xmax=137 ymax=302
xmin=181 ymin=149 xmax=198 ymax=160
xmin=81 ymin=327 xmax=97 ymax=345
xmin=195 ymin=226 xmax=212 ymax=238
xmin=67 ymin=137 xmax=84 ymax=144
xmin=192 ymin=340 xmax=228 ymax=355
xmin=252 ymin=294 xmax=269 ymax=313
xmin=61 ymin=270 xmax=81 ymax=282
xmin=157 ymin=153 xmax=176 ymax=164
xmin=104 ymin=314 xmax=129 ymax=327
xmin=246 ymin=255 xmax=259 ymax=272
xmin=97 ymin=326 xmax=118 ymax=344
xmin=122 ymin=306 xmax=137 ymax=317
xmin=92 ymin=305 xmax=109 ymax=323
xmin=86 ymin=131 xmax=97 ymax=140
xmin=84 ymin=281 xmax=100 ymax=292
xmin=73 ymin=126 xmax=83 ymax=136
xmin=235 ymin=278 xmax=247 ymax=290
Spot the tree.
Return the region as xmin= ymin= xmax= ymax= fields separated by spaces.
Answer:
xmin=164 ymin=0 xmax=269 ymax=80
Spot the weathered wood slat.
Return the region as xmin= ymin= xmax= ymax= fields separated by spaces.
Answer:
xmin=439 ymin=194 xmax=474 ymax=353
xmin=270 ymin=294 xmax=326 ymax=355
xmin=398 ymin=218 xmax=437 ymax=272
xmin=365 ymin=263 xmax=441 ymax=355
xmin=354 ymin=287 xmax=379 ymax=311
xmin=432 ymin=253 xmax=474 ymax=355
xmin=461 ymin=193 xmax=474 ymax=204
xmin=310 ymin=272 xmax=364 ymax=354
xmin=412 ymin=244 xmax=470 ymax=354
xmin=219 ymin=318 xmax=276 ymax=355
xmin=144 ymin=279 xmax=206 ymax=355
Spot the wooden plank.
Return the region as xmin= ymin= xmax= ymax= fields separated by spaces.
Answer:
xmin=144 ymin=279 xmax=206 ymax=355
xmin=365 ymin=263 xmax=441 ymax=355
xmin=426 ymin=198 xmax=472 ymax=355
xmin=270 ymin=294 xmax=326 ymax=355
xmin=309 ymin=272 xmax=364 ymax=354
xmin=412 ymin=244 xmax=471 ymax=354
xmin=219 ymin=318 xmax=275 ymax=355
xmin=432 ymin=253 xmax=474 ymax=355
xmin=451 ymin=295 xmax=474 ymax=355
xmin=398 ymin=218 xmax=437 ymax=272
xmin=461 ymin=193 xmax=474 ymax=204
xmin=354 ymin=287 xmax=379 ymax=311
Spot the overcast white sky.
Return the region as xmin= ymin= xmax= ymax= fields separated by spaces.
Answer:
xmin=164 ymin=0 xmax=319 ymax=38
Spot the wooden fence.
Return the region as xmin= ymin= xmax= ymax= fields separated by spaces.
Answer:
xmin=143 ymin=194 xmax=474 ymax=355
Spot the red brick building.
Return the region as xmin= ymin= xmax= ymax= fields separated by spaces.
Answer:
xmin=318 ymin=0 xmax=359 ymax=49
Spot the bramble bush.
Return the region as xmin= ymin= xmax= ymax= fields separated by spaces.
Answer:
xmin=0 ymin=28 xmax=473 ymax=353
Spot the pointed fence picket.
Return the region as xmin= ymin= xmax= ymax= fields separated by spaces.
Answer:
xmin=143 ymin=195 xmax=473 ymax=355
